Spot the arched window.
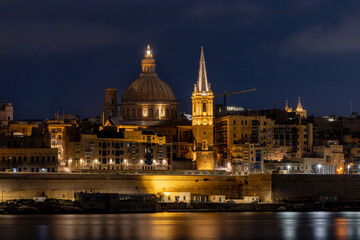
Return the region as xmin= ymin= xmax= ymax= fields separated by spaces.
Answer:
xmin=132 ymin=109 xmax=135 ymax=117
xmin=126 ymin=109 xmax=129 ymax=117
xmin=149 ymin=108 xmax=153 ymax=117
xmin=203 ymin=102 xmax=207 ymax=112
xmin=109 ymin=97 xmax=113 ymax=105
xmin=138 ymin=109 xmax=141 ymax=117
xmin=166 ymin=109 xmax=169 ymax=118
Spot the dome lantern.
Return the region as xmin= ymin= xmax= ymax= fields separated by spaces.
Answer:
xmin=120 ymin=46 xmax=178 ymax=122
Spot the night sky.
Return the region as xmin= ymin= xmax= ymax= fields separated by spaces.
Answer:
xmin=1 ymin=0 xmax=360 ymax=119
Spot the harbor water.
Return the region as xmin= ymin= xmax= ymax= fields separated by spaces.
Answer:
xmin=1 ymin=212 xmax=360 ymax=240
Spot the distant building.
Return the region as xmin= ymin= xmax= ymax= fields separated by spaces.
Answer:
xmin=103 ymin=88 xmax=118 ymax=122
xmin=0 ymin=148 xmax=58 ymax=173
xmin=312 ymin=141 xmax=344 ymax=172
xmin=6 ymin=122 xmax=40 ymax=136
xmin=214 ymin=115 xmax=274 ymax=165
xmin=285 ymin=97 xmax=307 ymax=118
xmin=47 ymin=120 xmax=76 ymax=170
xmin=0 ymin=102 xmax=13 ymax=123
xmin=64 ymin=129 xmax=172 ymax=172
xmin=231 ymin=143 xmax=264 ymax=175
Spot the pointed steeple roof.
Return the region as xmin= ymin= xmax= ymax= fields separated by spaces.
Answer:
xmin=296 ymin=97 xmax=303 ymax=111
xmin=285 ymin=99 xmax=289 ymax=111
xmin=197 ymin=47 xmax=209 ymax=92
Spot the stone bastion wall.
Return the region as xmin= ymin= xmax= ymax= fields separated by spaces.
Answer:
xmin=4 ymin=173 xmax=360 ymax=203
xmin=0 ymin=173 xmax=273 ymax=202
xmin=271 ymin=174 xmax=360 ymax=202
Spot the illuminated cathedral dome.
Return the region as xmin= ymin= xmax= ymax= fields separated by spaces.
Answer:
xmin=121 ymin=74 xmax=176 ymax=103
xmin=120 ymin=46 xmax=178 ymax=121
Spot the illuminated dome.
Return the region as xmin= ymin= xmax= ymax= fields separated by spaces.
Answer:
xmin=121 ymin=75 xmax=176 ymax=103
xmin=120 ymin=46 xmax=178 ymax=121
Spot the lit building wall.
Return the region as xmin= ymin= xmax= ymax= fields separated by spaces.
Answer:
xmin=7 ymin=123 xmax=40 ymax=136
xmin=47 ymin=121 xmax=74 ymax=171
xmin=191 ymin=47 xmax=215 ymax=170
xmin=214 ymin=115 xmax=274 ymax=165
xmin=231 ymin=143 xmax=264 ymax=175
xmin=65 ymin=130 xmax=172 ymax=172
xmin=0 ymin=103 xmax=13 ymax=123
xmin=0 ymin=148 xmax=59 ymax=172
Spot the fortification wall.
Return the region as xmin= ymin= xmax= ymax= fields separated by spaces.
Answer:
xmin=241 ymin=174 xmax=273 ymax=202
xmin=0 ymin=173 xmax=253 ymax=201
xmin=272 ymin=174 xmax=360 ymax=202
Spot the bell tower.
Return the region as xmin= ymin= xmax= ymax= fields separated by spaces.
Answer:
xmin=104 ymin=88 xmax=118 ymax=122
xmin=191 ymin=47 xmax=215 ymax=170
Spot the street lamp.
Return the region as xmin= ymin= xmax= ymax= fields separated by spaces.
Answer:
xmin=68 ymin=159 xmax=72 ymax=171
xmin=317 ymin=164 xmax=321 ymax=174
xmin=287 ymin=165 xmax=291 ymax=174
xmin=347 ymin=165 xmax=351 ymax=174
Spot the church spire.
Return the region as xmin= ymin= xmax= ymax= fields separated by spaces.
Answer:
xmin=197 ymin=47 xmax=209 ymax=92
xmin=285 ymin=99 xmax=289 ymax=111
xmin=296 ymin=97 xmax=303 ymax=111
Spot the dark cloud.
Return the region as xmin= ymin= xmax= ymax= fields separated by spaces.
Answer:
xmin=0 ymin=22 xmax=130 ymax=56
xmin=187 ymin=1 xmax=266 ymax=24
xmin=284 ymin=13 xmax=360 ymax=55
xmin=1 ymin=0 xmax=360 ymax=118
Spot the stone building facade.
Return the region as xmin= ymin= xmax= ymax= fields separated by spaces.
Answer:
xmin=215 ymin=115 xmax=274 ymax=165
xmin=104 ymin=88 xmax=118 ymax=122
xmin=0 ymin=148 xmax=58 ymax=172
xmin=0 ymin=102 xmax=13 ymax=123
xmin=65 ymin=129 xmax=172 ymax=172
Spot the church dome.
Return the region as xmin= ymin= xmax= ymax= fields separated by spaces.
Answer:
xmin=120 ymin=45 xmax=178 ymax=123
xmin=121 ymin=45 xmax=176 ymax=103
xmin=121 ymin=74 xmax=176 ymax=103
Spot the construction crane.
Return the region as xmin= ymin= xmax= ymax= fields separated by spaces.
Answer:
xmin=216 ymin=88 xmax=256 ymax=106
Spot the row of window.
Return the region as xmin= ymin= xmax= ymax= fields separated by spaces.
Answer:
xmin=1 ymin=156 xmax=57 ymax=163
xmin=89 ymin=165 xmax=167 ymax=170
xmin=100 ymin=149 xmax=126 ymax=156
xmin=2 ymin=168 xmax=57 ymax=172
xmin=98 ymin=142 xmax=156 ymax=148
xmin=232 ymin=120 xmax=268 ymax=126
xmin=122 ymin=108 xmax=177 ymax=118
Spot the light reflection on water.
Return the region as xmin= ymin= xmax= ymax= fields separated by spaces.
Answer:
xmin=1 ymin=212 xmax=360 ymax=240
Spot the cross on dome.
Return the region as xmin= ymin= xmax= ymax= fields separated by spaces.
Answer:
xmin=145 ymin=45 xmax=153 ymax=58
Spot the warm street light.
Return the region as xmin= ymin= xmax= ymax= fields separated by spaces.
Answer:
xmin=287 ymin=165 xmax=290 ymax=174
xmin=347 ymin=165 xmax=351 ymax=174
xmin=317 ymin=164 xmax=321 ymax=174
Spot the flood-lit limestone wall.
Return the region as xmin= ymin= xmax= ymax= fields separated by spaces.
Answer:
xmin=0 ymin=173 xmax=255 ymax=201
xmin=240 ymin=174 xmax=273 ymax=202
